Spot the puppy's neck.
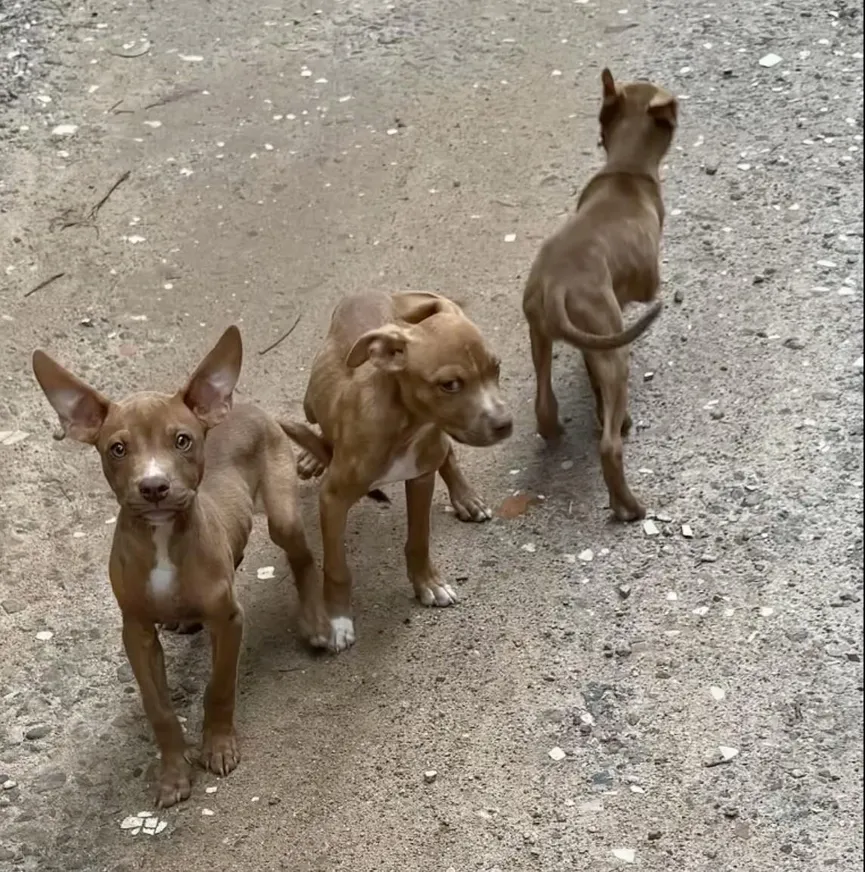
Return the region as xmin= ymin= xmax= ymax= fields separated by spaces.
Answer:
xmin=602 ymin=133 xmax=665 ymax=181
xmin=116 ymin=499 xmax=198 ymax=547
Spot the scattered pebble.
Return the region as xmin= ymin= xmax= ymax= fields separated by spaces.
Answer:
xmin=758 ymin=53 xmax=783 ymax=68
xmin=503 ymin=233 xmax=517 ymax=242
xmin=201 ymin=808 xmax=215 ymax=817
xmin=521 ymin=543 xmax=537 ymax=553
xmin=548 ymin=747 xmax=566 ymax=761
xmin=681 ymin=524 xmax=693 ymax=538
xmin=35 ymin=630 xmax=54 ymax=641
xmin=759 ymin=606 xmax=775 ymax=617
xmin=0 ymin=430 xmax=29 ymax=446
xmin=612 ymin=848 xmax=636 ymax=863
xmin=709 ymin=686 xmax=726 ymax=701
xmin=257 ymin=566 xmax=275 ymax=580
xmin=578 ymin=549 xmax=594 ymax=563
xmin=179 ymin=55 xmax=204 ymax=63
xmin=642 ymin=519 xmax=660 ymax=537
xmin=423 ymin=770 xmax=438 ymax=784
xmin=2 ymin=780 xmax=17 ymax=790
xmin=51 ymin=124 xmax=78 ymax=137
xmin=719 ymin=745 xmax=739 ymax=761
xmin=205 ymin=786 xmax=218 ymax=794
xmin=617 ymin=584 xmax=631 ymax=600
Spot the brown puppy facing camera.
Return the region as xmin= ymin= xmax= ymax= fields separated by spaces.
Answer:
xmin=283 ymin=291 xmax=512 ymax=652
xmin=522 ymin=67 xmax=678 ymax=521
xmin=32 ymin=327 xmax=328 ymax=807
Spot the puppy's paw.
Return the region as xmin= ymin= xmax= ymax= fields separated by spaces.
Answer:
xmin=200 ymin=729 xmax=240 ymax=778
xmin=448 ymin=486 xmax=493 ymax=523
xmin=416 ymin=579 xmax=460 ymax=608
xmin=296 ymin=448 xmax=326 ymax=480
xmin=298 ymin=603 xmax=333 ymax=651
xmin=537 ymin=418 xmax=565 ymax=442
xmin=612 ymin=500 xmax=646 ymax=523
xmin=155 ymin=756 xmax=193 ymax=809
xmin=327 ymin=616 xmax=356 ymax=653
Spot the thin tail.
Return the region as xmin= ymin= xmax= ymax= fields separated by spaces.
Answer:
xmin=278 ymin=419 xmax=390 ymax=505
xmin=552 ymin=294 xmax=663 ymax=351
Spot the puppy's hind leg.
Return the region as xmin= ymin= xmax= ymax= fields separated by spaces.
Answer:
xmin=529 ymin=322 xmax=564 ymax=441
xmin=584 ymin=353 xmax=632 ymax=436
xmin=261 ymin=446 xmax=330 ymax=649
xmin=594 ymin=350 xmax=645 ymax=522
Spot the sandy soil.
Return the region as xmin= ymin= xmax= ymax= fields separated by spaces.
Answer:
xmin=0 ymin=0 xmax=862 ymax=870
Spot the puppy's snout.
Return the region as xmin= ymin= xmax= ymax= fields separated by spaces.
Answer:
xmin=138 ymin=475 xmax=171 ymax=503
xmin=491 ymin=414 xmax=513 ymax=440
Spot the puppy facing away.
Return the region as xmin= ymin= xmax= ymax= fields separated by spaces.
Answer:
xmin=522 ymin=67 xmax=678 ymax=521
xmin=32 ymin=327 xmax=329 ymax=807
xmin=282 ymin=291 xmax=513 ymax=652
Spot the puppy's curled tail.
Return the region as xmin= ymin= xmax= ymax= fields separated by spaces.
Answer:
xmin=278 ymin=419 xmax=390 ymax=504
xmin=552 ymin=295 xmax=663 ymax=351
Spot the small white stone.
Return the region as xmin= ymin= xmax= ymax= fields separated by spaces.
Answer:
xmin=120 ymin=816 xmax=142 ymax=830
xmin=693 ymin=606 xmax=709 ymax=616
xmin=578 ymin=549 xmax=594 ymax=563
xmin=179 ymin=55 xmax=204 ymax=63
xmin=126 ymin=235 xmax=146 ymax=244
xmin=612 ymin=848 xmax=636 ymax=863
xmin=719 ymin=745 xmax=739 ymax=761
xmin=759 ymin=606 xmax=774 ymax=617
xmin=643 ymin=519 xmax=660 ymax=536
xmin=551 ymin=69 xmax=563 ymax=77
xmin=300 ymin=69 xmax=312 ymax=77
xmin=251 ymin=796 xmax=260 ymax=803
xmin=666 ymin=591 xmax=678 ymax=601
xmin=51 ymin=124 xmax=78 ymax=136
xmin=386 ymin=128 xmax=398 ymax=135
xmin=423 ymin=770 xmax=438 ymax=783
xmin=201 ymin=808 xmax=215 ymax=817
xmin=36 ymin=631 xmax=54 ymax=641
xmin=709 ymin=685 xmax=726 ymax=701
xmin=580 ymin=712 xmax=595 ymax=726
xmin=759 ymin=53 xmax=783 ymax=68
xmin=855 ymin=356 xmax=863 ymax=372
xmin=2 ymin=779 xmax=17 ymax=790
xmin=681 ymin=524 xmax=693 ymax=538
xmin=560 ymin=460 xmax=574 ymax=470
xmin=264 ymin=143 xmax=274 ymax=151
xmin=548 ymin=746 xmax=566 ymax=761
xmin=521 ymin=543 xmax=537 ymax=553
xmin=629 ymin=784 xmax=645 ymax=793
xmin=564 ymin=554 xmax=576 ymax=564
xmin=143 ymin=120 xmax=162 ymax=128
xmin=257 ymin=566 xmax=275 ymax=580
xmin=338 ymin=95 xmax=352 ymax=102
xmin=503 ymin=233 xmax=517 ymax=242
xmin=145 ymin=817 xmax=158 ymax=828
xmin=155 ymin=821 xmax=168 ymax=834
xmin=205 ymin=786 xmax=218 ymax=794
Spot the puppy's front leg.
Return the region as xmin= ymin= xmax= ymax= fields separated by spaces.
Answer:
xmin=201 ymin=603 xmax=243 ymax=777
xmin=405 ymin=472 xmax=459 ymax=607
xmin=438 ymin=444 xmax=493 ymax=523
xmin=122 ymin=619 xmax=192 ymax=808
xmin=320 ymin=476 xmax=358 ymax=652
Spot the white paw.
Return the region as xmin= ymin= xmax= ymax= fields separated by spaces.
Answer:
xmin=449 ymin=492 xmax=493 ymax=523
xmin=417 ymin=582 xmax=460 ymax=608
xmin=328 ymin=616 xmax=356 ymax=652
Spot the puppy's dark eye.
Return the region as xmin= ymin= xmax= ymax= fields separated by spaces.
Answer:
xmin=175 ymin=433 xmax=193 ymax=451
xmin=439 ymin=379 xmax=463 ymax=394
xmin=109 ymin=442 xmax=126 ymax=459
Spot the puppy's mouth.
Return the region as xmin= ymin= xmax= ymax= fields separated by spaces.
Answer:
xmin=447 ymin=423 xmax=513 ymax=448
xmin=126 ymin=493 xmax=195 ymax=524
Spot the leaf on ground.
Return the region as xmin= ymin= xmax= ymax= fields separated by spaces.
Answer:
xmin=496 ymin=492 xmax=539 ymax=519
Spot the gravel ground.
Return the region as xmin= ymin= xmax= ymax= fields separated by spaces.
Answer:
xmin=0 ymin=0 xmax=862 ymax=870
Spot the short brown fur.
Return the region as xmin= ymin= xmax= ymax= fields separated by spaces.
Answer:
xmin=32 ymin=327 xmax=328 ymax=808
xmin=282 ymin=291 xmax=512 ymax=652
xmin=522 ymin=67 xmax=678 ymax=521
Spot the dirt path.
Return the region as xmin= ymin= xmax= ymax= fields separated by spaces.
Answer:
xmin=1 ymin=0 xmax=862 ymax=870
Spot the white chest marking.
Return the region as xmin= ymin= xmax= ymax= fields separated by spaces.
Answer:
xmin=148 ymin=524 xmax=176 ymax=599
xmin=371 ymin=425 xmax=435 ymax=489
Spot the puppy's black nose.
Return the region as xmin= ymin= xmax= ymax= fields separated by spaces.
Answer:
xmin=139 ymin=476 xmax=170 ymax=503
xmin=492 ymin=416 xmax=513 ymax=440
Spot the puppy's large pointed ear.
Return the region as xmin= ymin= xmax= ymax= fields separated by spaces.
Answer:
xmin=32 ymin=350 xmax=110 ymax=444
xmin=182 ymin=326 xmax=243 ymax=428
xmin=345 ymin=324 xmax=408 ymax=372
xmin=601 ymin=68 xmax=618 ymax=104
xmin=647 ymin=90 xmax=678 ymax=129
